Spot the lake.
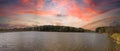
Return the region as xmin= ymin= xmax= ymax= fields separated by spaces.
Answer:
xmin=0 ymin=32 xmax=118 ymax=51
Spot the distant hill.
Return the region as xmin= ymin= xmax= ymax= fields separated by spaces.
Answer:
xmin=83 ymin=9 xmax=120 ymax=30
xmin=0 ymin=25 xmax=93 ymax=32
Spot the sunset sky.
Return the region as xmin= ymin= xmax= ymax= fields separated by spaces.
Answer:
xmin=0 ymin=0 xmax=120 ymax=28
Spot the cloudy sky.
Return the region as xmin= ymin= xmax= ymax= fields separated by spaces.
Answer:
xmin=0 ymin=0 xmax=120 ymax=28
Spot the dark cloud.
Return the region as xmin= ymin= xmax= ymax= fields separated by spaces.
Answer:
xmin=84 ymin=0 xmax=120 ymax=6
xmin=83 ymin=0 xmax=120 ymax=13
xmin=0 ymin=0 xmax=19 ymax=7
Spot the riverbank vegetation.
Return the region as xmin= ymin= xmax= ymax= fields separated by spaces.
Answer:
xmin=95 ymin=26 xmax=120 ymax=34
xmin=95 ymin=26 xmax=120 ymax=44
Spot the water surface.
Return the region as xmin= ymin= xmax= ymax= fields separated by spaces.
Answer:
xmin=0 ymin=32 xmax=117 ymax=51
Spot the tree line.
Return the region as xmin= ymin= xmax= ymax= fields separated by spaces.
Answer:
xmin=0 ymin=25 xmax=89 ymax=32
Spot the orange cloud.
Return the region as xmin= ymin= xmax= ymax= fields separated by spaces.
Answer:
xmin=16 ymin=10 xmax=57 ymax=16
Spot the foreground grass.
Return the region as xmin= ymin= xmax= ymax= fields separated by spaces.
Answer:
xmin=111 ymin=33 xmax=120 ymax=44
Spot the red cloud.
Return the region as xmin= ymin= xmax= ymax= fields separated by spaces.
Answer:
xmin=66 ymin=1 xmax=97 ymax=21
xmin=85 ymin=8 xmax=98 ymax=15
xmin=0 ymin=0 xmax=100 ymax=22
xmin=83 ymin=0 xmax=96 ymax=7
xmin=21 ymin=0 xmax=30 ymax=4
xmin=36 ymin=0 xmax=43 ymax=8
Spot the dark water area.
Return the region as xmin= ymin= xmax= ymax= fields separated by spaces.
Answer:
xmin=0 ymin=32 xmax=119 ymax=51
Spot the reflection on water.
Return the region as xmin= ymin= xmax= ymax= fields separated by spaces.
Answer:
xmin=0 ymin=32 xmax=118 ymax=51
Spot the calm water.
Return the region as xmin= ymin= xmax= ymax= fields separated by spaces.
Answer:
xmin=0 ymin=32 xmax=118 ymax=51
